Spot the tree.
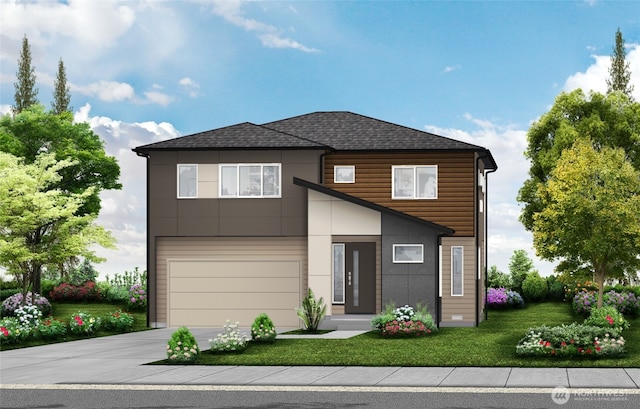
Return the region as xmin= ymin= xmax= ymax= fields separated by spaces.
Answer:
xmin=606 ymin=28 xmax=634 ymax=97
xmin=532 ymin=138 xmax=640 ymax=308
xmin=487 ymin=265 xmax=511 ymax=289
xmin=509 ymin=250 xmax=534 ymax=293
xmin=12 ymin=35 xmax=39 ymax=114
xmin=0 ymin=152 xmax=115 ymax=300
xmin=52 ymin=58 xmax=71 ymax=115
xmin=518 ymin=90 xmax=640 ymax=231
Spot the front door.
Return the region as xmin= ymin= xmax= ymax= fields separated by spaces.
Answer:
xmin=344 ymin=242 xmax=376 ymax=313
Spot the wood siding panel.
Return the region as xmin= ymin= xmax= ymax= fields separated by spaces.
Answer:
xmin=440 ymin=237 xmax=477 ymax=324
xmin=324 ymin=153 xmax=476 ymax=236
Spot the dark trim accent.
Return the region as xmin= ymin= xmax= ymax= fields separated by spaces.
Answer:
xmin=293 ymin=177 xmax=455 ymax=235
xmin=136 ymin=150 xmax=152 ymax=328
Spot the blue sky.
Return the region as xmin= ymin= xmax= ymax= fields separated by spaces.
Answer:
xmin=1 ymin=0 xmax=639 ymax=279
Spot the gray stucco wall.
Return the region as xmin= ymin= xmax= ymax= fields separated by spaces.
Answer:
xmin=381 ymin=213 xmax=440 ymax=317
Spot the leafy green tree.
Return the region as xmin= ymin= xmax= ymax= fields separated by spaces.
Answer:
xmin=518 ymin=90 xmax=640 ymax=231
xmin=509 ymin=250 xmax=534 ymax=293
xmin=13 ymin=35 xmax=39 ymax=114
xmin=0 ymin=152 xmax=116 ymax=300
xmin=0 ymin=105 xmax=121 ymax=216
xmin=52 ymin=58 xmax=72 ymax=115
xmin=521 ymin=271 xmax=548 ymax=302
xmin=487 ymin=265 xmax=511 ymax=289
xmin=532 ymin=139 xmax=640 ymax=308
xmin=606 ymin=28 xmax=634 ymax=97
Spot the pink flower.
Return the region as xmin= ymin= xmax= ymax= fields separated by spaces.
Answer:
xmin=606 ymin=315 xmax=614 ymax=325
xmin=0 ymin=327 xmax=8 ymax=337
xmin=130 ymin=297 xmax=136 ymax=303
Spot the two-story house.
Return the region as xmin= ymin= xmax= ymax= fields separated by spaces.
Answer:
xmin=133 ymin=112 xmax=497 ymax=329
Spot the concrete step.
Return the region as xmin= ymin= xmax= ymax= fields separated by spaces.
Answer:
xmin=320 ymin=315 xmax=375 ymax=331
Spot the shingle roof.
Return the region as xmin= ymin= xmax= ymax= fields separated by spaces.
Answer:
xmin=133 ymin=112 xmax=497 ymax=169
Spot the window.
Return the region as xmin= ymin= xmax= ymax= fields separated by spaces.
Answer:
xmin=219 ymin=164 xmax=281 ymax=198
xmin=393 ymin=244 xmax=424 ymax=263
xmin=392 ymin=165 xmax=437 ymax=199
xmin=334 ymin=166 xmax=355 ymax=183
xmin=451 ymin=246 xmax=463 ymax=296
xmin=177 ymin=164 xmax=197 ymax=198
xmin=332 ymin=244 xmax=345 ymax=303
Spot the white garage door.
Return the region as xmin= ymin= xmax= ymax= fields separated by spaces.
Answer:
xmin=167 ymin=258 xmax=301 ymax=328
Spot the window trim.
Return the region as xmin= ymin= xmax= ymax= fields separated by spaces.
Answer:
xmin=334 ymin=165 xmax=355 ymax=183
xmin=177 ymin=164 xmax=198 ymax=199
xmin=392 ymin=165 xmax=438 ymax=199
xmin=218 ymin=163 xmax=282 ymax=198
xmin=392 ymin=244 xmax=424 ymax=264
xmin=451 ymin=246 xmax=464 ymax=296
xmin=332 ymin=243 xmax=345 ymax=304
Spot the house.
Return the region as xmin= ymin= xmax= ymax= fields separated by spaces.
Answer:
xmin=133 ymin=112 xmax=497 ymax=329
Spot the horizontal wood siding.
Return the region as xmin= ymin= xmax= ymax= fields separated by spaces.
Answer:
xmin=324 ymin=152 xmax=476 ymax=236
xmin=156 ymin=237 xmax=307 ymax=326
xmin=440 ymin=237 xmax=476 ymax=325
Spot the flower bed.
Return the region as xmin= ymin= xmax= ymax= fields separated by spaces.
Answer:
xmin=49 ymin=281 xmax=101 ymax=302
xmin=485 ymin=288 xmax=524 ymax=309
xmin=371 ymin=305 xmax=437 ymax=337
xmin=573 ymin=290 xmax=639 ymax=316
xmin=516 ymin=324 xmax=625 ymax=358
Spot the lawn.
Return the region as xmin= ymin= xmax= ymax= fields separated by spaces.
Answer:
xmin=0 ymin=302 xmax=149 ymax=351
xmin=162 ymin=302 xmax=640 ymax=367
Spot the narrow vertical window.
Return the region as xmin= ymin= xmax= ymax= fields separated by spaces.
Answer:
xmin=452 ymin=246 xmax=463 ymax=296
xmin=177 ymin=164 xmax=197 ymax=198
xmin=220 ymin=165 xmax=237 ymax=197
xmin=332 ymin=244 xmax=345 ymax=304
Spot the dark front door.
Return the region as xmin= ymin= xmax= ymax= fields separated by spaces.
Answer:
xmin=345 ymin=242 xmax=376 ymax=313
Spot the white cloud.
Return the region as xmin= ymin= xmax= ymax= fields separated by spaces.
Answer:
xmin=178 ymin=77 xmax=201 ymax=98
xmin=75 ymin=80 xmax=135 ymax=102
xmin=143 ymin=91 xmax=172 ymax=106
xmin=210 ymin=0 xmax=319 ymax=53
xmin=563 ymin=44 xmax=640 ymax=100
xmin=443 ymin=65 xmax=461 ymax=73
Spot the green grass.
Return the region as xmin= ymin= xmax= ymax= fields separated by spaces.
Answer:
xmin=0 ymin=302 xmax=149 ymax=351
xmin=163 ymin=302 xmax=639 ymax=367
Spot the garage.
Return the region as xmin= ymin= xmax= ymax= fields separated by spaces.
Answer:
xmin=156 ymin=237 xmax=306 ymax=328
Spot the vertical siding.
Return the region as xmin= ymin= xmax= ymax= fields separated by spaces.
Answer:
xmin=440 ymin=237 xmax=477 ymax=325
xmin=323 ymin=152 xmax=476 ymax=236
xmin=156 ymin=237 xmax=307 ymax=326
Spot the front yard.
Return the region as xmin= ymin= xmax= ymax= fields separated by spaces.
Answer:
xmin=161 ymin=302 xmax=639 ymax=367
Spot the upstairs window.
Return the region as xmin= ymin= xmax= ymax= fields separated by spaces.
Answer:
xmin=177 ymin=164 xmax=197 ymax=198
xmin=392 ymin=165 xmax=437 ymax=199
xmin=334 ymin=166 xmax=355 ymax=183
xmin=219 ymin=164 xmax=281 ymax=198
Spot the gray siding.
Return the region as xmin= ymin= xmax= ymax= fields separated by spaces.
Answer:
xmin=381 ymin=213 xmax=440 ymax=318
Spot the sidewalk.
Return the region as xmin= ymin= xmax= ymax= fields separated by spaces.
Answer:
xmin=1 ymin=328 xmax=639 ymax=388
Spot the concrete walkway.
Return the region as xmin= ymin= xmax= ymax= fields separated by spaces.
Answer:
xmin=1 ymin=328 xmax=639 ymax=389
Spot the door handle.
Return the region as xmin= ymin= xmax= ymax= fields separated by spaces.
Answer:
xmin=348 ymin=271 xmax=352 ymax=286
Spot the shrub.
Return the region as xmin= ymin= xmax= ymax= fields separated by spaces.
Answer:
xmin=521 ymin=272 xmax=548 ymax=301
xmin=487 ymin=266 xmax=510 ymax=289
xmin=485 ymin=288 xmax=524 ymax=309
xmin=584 ymin=306 xmax=629 ymax=336
xmin=49 ymin=281 xmax=101 ymax=302
xmin=167 ymin=326 xmax=200 ymax=363
xmin=1 ymin=292 xmax=52 ymax=317
xmin=67 ymin=259 xmax=99 ymax=286
xmin=102 ymin=310 xmax=135 ymax=333
xmin=573 ymin=290 xmax=640 ymax=316
xmin=251 ymin=313 xmax=277 ymax=343
xmin=15 ymin=304 xmax=42 ymax=332
xmin=295 ymin=288 xmax=327 ymax=333
xmin=516 ymin=323 xmax=625 ymax=358
xmin=564 ymin=280 xmax=598 ymax=302
xmin=126 ymin=284 xmax=147 ymax=311
xmin=546 ymin=276 xmax=565 ymax=301
xmin=371 ymin=304 xmax=437 ymax=337
xmin=0 ymin=317 xmax=28 ymax=345
xmin=36 ymin=318 xmax=67 ymax=340
xmin=209 ymin=321 xmax=249 ymax=352
xmin=68 ymin=311 xmax=100 ymax=336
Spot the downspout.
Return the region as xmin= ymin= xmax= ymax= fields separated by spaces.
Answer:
xmin=136 ymin=150 xmax=151 ymax=328
xmin=484 ymin=164 xmax=497 ymax=323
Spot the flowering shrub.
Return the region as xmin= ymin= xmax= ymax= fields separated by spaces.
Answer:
xmin=573 ymin=290 xmax=640 ymax=316
xmin=15 ymin=304 xmax=42 ymax=332
xmin=68 ymin=312 xmax=100 ymax=336
xmin=166 ymin=326 xmax=200 ymax=363
xmin=0 ymin=317 xmax=27 ymax=344
xmin=209 ymin=320 xmax=249 ymax=352
xmin=102 ymin=310 xmax=135 ymax=333
xmin=516 ymin=323 xmax=626 ymax=358
xmin=485 ymin=288 xmax=524 ymax=309
xmin=251 ymin=313 xmax=277 ymax=343
xmin=36 ymin=318 xmax=67 ymax=340
xmin=371 ymin=304 xmax=437 ymax=337
xmin=1 ymin=292 xmax=52 ymax=317
xmin=564 ymin=280 xmax=598 ymax=301
xmin=49 ymin=281 xmax=101 ymax=302
xmin=126 ymin=284 xmax=147 ymax=311
xmin=584 ymin=306 xmax=629 ymax=336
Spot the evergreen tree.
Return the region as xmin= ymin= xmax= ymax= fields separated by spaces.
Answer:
xmin=52 ymin=58 xmax=72 ymax=115
xmin=12 ymin=35 xmax=39 ymax=114
xmin=606 ymin=28 xmax=634 ymax=97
